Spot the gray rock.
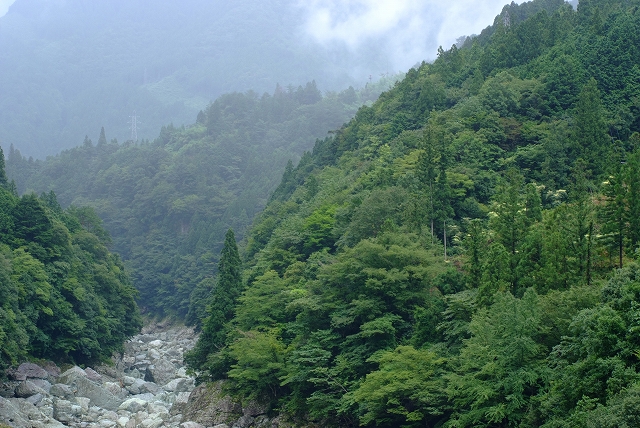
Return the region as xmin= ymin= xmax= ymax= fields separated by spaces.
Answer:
xmin=181 ymin=422 xmax=207 ymax=428
xmin=170 ymin=391 xmax=191 ymax=416
xmin=31 ymin=378 xmax=52 ymax=393
xmin=17 ymin=362 xmax=49 ymax=379
xmin=15 ymin=380 xmax=47 ymax=398
xmin=140 ymin=381 xmax=161 ymax=395
xmin=53 ymin=398 xmax=82 ymax=423
xmin=5 ymin=367 xmax=26 ymax=381
xmin=133 ymin=392 xmax=155 ymax=402
xmin=140 ymin=418 xmax=163 ymax=428
xmin=118 ymin=397 xmax=148 ymax=413
xmin=117 ymin=416 xmax=130 ymax=427
xmin=59 ymin=365 xmax=87 ymax=381
xmin=164 ymin=377 xmax=191 ymax=392
xmin=148 ymin=339 xmax=164 ymax=348
xmin=26 ymin=392 xmax=44 ymax=405
xmin=41 ymin=361 xmax=61 ymax=379
xmin=50 ymin=383 xmax=74 ymax=398
xmin=144 ymin=358 xmax=176 ymax=386
xmin=58 ymin=368 xmax=123 ymax=411
xmin=104 ymin=381 xmax=126 ymax=398
xmin=122 ymin=375 xmax=136 ymax=386
xmin=85 ymin=367 xmax=103 ymax=382
xmin=75 ymin=396 xmax=91 ymax=412
xmin=0 ymin=381 xmax=19 ymax=398
xmin=232 ymin=415 xmax=255 ymax=428
xmin=148 ymin=348 xmax=161 ymax=360
xmin=0 ymin=395 xmax=65 ymax=428
xmin=180 ymin=382 xmax=242 ymax=427
xmin=125 ymin=378 xmax=145 ymax=394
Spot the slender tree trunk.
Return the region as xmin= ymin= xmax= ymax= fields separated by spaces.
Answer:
xmin=444 ymin=219 xmax=447 ymax=261
xmin=587 ymin=221 xmax=593 ymax=286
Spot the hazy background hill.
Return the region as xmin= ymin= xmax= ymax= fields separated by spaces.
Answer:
xmin=0 ymin=0 xmax=514 ymax=158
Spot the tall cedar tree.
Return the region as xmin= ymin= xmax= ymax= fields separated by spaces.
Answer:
xmin=185 ymin=229 xmax=242 ymax=376
xmin=0 ymin=146 xmax=8 ymax=189
xmin=574 ymin=78 xmax=610 ymax=177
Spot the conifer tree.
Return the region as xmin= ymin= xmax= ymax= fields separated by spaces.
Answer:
xmin=574 ymin=78 xmax=610 ymax=176
xmin=98 ymin=127 xmax=107 ymax=146
xmin=624 ymin=147 xmax=640 ymax=254
xmin=185 ymin=229 xmax=242 ymax=378
xmin=600 ymin=167 xmax=627 ymax=268
xmin=0 ymin=146 xmax=8 ymax=189
xmin=416 ymin=127 xmax=437 ymax=238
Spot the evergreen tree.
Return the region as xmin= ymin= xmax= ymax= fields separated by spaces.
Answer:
xmin=416 ymin=127 xmax=438 ymax=238
xmin=97 ymin=127 xmax=107 ymax=146
xmin=0 ymin=146 xmax=8 ymax=189
xmin=574 ymin=78 xmax=610 ymax=176
xmin=600 ymin=167 xmax=627 ymax=268
xmin=489 ymin=169 xmax=529 ymax=293
xmin=624 ymin=147 xmax=640 ymax=254
xmin=185 ymin=229 xmax=242 ymax=379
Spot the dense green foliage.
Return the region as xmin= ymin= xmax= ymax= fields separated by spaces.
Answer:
xmin=185 ymin=229 xmax=242 ymax=372
xmin=7 ymin=81 xmax=395 ymax=319
xmin=0 ymin=171 xmax=141 ymax=372
xmin=183 ymin=0 xmax=640 ymax=426
xmin=0 ymin=0 xmax=400 ymax=158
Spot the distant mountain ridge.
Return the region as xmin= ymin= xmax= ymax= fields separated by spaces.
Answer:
xmin=0 ymin=0 xmax=394 ymax=158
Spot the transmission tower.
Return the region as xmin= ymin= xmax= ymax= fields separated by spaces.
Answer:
xmin=128 ymin=111 xmax=141 ymax=141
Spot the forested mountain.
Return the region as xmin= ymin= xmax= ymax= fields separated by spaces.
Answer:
xmin=0 ymin=0 xmax=403 ymax=158
xmin=183 ymin=0 xmax=640 ymax=426
xmin=0 ymin=152 xmax=141 ymax=372
xmin=6 ymin=79 xmax=397 ymax=320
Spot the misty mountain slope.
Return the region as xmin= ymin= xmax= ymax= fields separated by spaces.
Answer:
xmin=0 ymin=0 xmax=396 ymax=158
xmin=182 ymin=0 xmax=640 ymax=426
xmin=6 ymin=78 xmax=397 ymax=319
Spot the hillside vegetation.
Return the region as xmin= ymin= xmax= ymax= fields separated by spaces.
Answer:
xmin=0 ymin=152 xmax=141 ymax=372
xmin=184 ymin=0 xmax=640 ymax=426
xmin=6 ymin=80 xmax=396 ymax=321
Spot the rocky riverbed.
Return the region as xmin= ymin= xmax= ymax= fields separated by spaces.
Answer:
xmin=0 ymin=323 xmax=292 ymax=428
xmin=0 ymin=324 xmax=202 ymax=428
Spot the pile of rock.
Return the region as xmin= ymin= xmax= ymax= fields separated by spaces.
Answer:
xmin=0 ymin=326 xmax=201 ymax=428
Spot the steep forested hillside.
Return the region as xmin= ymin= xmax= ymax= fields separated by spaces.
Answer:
xmin=6 ymin=80 xmax=396 ymax=320
xmin=185 ymin=0 xmax=640 ymax=426
xmin=0 ymin=0 xmax=399 ymax=158
xmin=0 ymin=152 xmax=141 ymax=372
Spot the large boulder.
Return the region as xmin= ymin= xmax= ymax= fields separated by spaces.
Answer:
xmin=180 ymin=382 xmax=242 ymax=427
xmin=119 ymin=397 xmax=148 ymax=413
xmin=58 ymin=366 xmax=123 ymax=411
xmin=15 ymin=380 xmax=47 ymax=398
xmin=53 ymin=398 xmax=81 ymax=423
xmin=49 ymin=383 xmax=74 ymax=399
xmin=17 ymin=362 xmax=49 ymax=379
xmin=0 ymin=396 xmax=65 ymax=428
xmin=144 ymin=358 xmax=176 ymax=386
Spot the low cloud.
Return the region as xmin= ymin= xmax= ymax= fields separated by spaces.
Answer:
xmin=298 ymin=0 xmax=514 ymax=71
xmin=0 ymin=0 xmax=16 ymax=17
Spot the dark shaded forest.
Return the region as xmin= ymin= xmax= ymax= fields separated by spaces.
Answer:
xmin=0 ymin=151 xmax=140 ymax=372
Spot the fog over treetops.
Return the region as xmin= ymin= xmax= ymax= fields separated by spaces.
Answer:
xmin=0 ymin=0 xmax=513 ymax=158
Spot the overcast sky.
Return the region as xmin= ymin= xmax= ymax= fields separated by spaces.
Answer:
xmin=0 ymin=0 xmax=515 ymax=71
xmin=0 ymin=0 xmax=15 ymax=17
xmin=299 ymin=0 xmax=514 ymax=70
